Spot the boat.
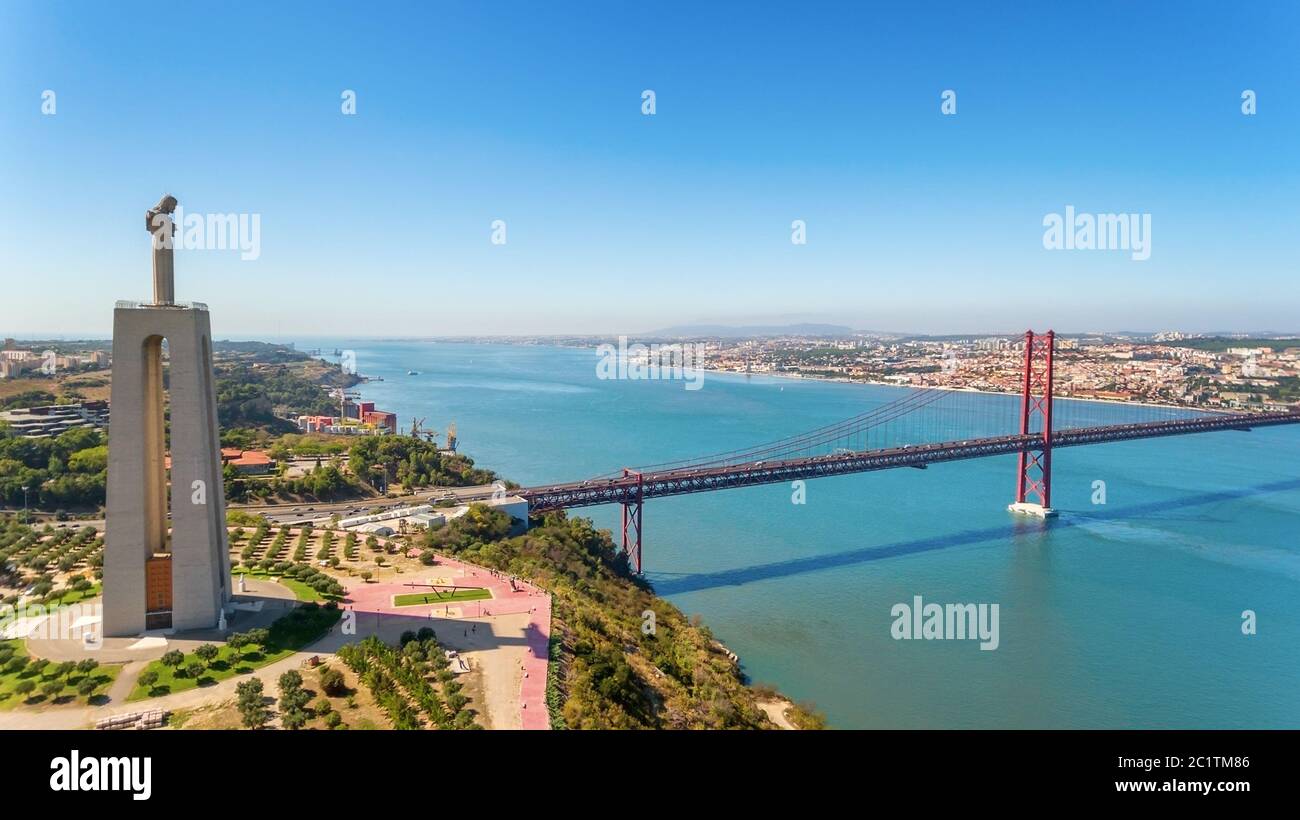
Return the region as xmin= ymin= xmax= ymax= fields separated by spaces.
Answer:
xmin=407 ymin=370 xmax=420 ymax=376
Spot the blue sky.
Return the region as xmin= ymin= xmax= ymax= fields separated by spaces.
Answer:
xmin=1 ymin=1 xmax=1297 ymax=337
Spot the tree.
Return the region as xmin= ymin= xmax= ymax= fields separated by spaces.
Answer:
xmin=278 ymin=669 xmax=304 ymax=697
xmin=29 ymin=658 xmax=49 ymax=677
xmin=359 ymin=571 xmax=372 ymax=583
xmin=185 ymin=661 xmax=205 ymax=679
xmin=194 ymin=644 xmax=219 ymax=667
xmin=160 ymin=650 xmax=184 ymax=670
xmin=280 ymin=707 xmax=309 ymax=730
xmin=277 ymin=669 xmax=311 ymax=728
xmin=137 ymin=670 xmax=159 ymax=690
xmin=236 ymin=678 xmax=267 ymax=729
xmin=227 ymin=633 xmax=248 ymax=661
xmin=14 ymin=679 xmax=36 ymax=698
xmin=77 ymin=679 xmax=97 ymax=697
xmin=41 ymin=680 xmax=63 ymax=699
xmin=76 ymin=658 xmax=98 ymax=675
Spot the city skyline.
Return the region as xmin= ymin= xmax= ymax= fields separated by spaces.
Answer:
xmin=3 ymin=2 xmax=1298 ymax=336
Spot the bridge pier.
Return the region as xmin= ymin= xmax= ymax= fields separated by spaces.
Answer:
xmin=1008 ymin=501 xmax=1058 ymax=518
xmin=621 ymin=468 xmax=643 ymax=574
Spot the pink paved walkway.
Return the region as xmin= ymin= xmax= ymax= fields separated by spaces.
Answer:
xmin=343 ymin=552 xmax=551 ymax=729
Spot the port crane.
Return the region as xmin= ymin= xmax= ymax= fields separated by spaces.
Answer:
xmin=409 ymin=417 xmax=439 ymax=445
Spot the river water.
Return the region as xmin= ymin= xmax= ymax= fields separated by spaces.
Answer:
xmin=287 ymin=339 xmax=1300 ymax=728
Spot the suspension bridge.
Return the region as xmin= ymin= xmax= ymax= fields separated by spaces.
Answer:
xmin=518 ymin=331 xmax=1300 ymax=573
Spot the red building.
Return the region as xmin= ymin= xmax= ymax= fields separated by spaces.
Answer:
xmin=362 ymin=410 xmax=398 ymax=434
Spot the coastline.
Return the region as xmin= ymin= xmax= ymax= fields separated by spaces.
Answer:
xmin=370 ymin=338 xmax=1226 ymax=415
xmin=696 ymin=365 xmax=1220 ymax=414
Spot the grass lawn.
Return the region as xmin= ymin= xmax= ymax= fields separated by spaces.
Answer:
xmin=127 ymin=604 xmax=342 ymax=702
xmin=393 ymin=588 xmax=492 ymax=607
xmin=277 ymin=577 xmax=330 ymax=603
xmin=232 ymin=568 xmax=337 ymax=603
xmin=44 ymin=583 xmax=102 ymax=607
xmin=0 ymin=639 xmax=120 ymax=711
xmin=127 ymin=642 xmax=287 ymax=702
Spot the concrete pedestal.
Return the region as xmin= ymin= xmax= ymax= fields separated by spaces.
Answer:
xmin=1007 ymin=502 xmax=1058 ymax=518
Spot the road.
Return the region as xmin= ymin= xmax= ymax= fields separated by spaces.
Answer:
xmin=229 ymin=483 xmax=505 ymax=526
xmin=4 ymin=484 xmax=507 ymax=532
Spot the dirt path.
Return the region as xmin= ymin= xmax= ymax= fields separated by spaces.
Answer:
xmin=449 ymin=612 xmax=530 ymax=730
xmin=758 ymin=698 xmax=797 ymax=730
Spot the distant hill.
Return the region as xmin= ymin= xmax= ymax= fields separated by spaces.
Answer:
xmin=642 ymin=323 xmax=859 ymax=338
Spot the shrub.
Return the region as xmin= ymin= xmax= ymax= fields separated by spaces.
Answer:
xmin=453 ymin=710 xmax=476 ymax=729
xmin=319 ymin=667 xmax=347 ymax=697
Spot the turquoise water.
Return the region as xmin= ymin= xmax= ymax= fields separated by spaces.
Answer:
xmin=289 ymin=339 xmax=1300 ymax=728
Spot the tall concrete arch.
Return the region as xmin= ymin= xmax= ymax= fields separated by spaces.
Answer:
xmin=103 ymin=196 xmax=230 ymax=635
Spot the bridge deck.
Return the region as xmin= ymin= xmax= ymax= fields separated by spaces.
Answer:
xmin=519 ymin=410 xmax=1300 ymax=511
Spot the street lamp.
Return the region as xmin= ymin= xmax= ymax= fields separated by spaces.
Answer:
xmin=21 ymin=486 xmax=29 ymax=524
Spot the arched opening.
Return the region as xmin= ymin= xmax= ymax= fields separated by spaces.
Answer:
xmin=142 ymin=334 xmax=173 ymax=629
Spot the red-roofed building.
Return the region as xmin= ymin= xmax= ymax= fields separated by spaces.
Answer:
xmin=226 ymin=449 xmax=274 ymax=474
xmin=167 ymin=448 xmax=276 ymax=475
xmin=362 ymin=410 xmax=398 ymax=434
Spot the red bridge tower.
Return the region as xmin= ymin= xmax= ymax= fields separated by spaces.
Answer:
xmin=1009 ymin=329 xmax=1058 ymax=518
